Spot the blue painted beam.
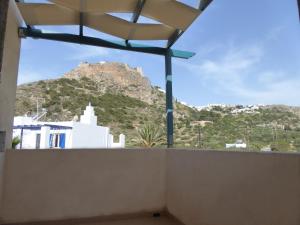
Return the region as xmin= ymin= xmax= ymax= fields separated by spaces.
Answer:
xmin=13 ymin=125 xmax=72 ymax=130
xmin=165 ymin=49 xmax=174 ymax=147
xmin=18 ymin=27 xmax=195 ymax=59
xmin=79 ymin=12 xmax=84 ymax=36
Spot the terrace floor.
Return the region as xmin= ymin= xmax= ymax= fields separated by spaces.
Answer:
xmin=77 ymin=215 xmax=182 ymax=225
xmin=1 ymin=215 xmax=183 ymax=225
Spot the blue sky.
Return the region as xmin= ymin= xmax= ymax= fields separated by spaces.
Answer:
xmin=18 ymin=0 xmax=300 ymax=106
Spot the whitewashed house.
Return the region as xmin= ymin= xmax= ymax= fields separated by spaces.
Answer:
xmin=13 ymin=103 xmax=125 ymax=149
xmin=225 ymin=140 xmax=247 ymax=149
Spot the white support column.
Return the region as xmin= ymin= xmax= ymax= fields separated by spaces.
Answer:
xmin=107 ymin=134 xmax=113 ymax=148
xmin=105 ymin=127 xmax=110 ymax=148
xmin=0 ymin=0 xmax=22 ymax=217
xmin=119 ymin=134 xmax=125 ymax=148
xmin=40 ymin=126 xmax=50 ymax=149
xmin=0 ymin=0 xmax=22 ymax=151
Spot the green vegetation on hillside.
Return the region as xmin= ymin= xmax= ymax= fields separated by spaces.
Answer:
xmin=135 ymin=123 xmax=165 ymax=147
xmin=15 ymin=77 xmax=300 ymax=152
xmin=174 ymin=106 xmax=300 ymax=151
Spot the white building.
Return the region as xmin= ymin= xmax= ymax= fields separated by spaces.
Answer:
xmin=13 ymin=103 xmax=125 ymax=149
xmin=261 ymin=145 xmax=272 ymax=152
xmin=225 ymin=140 xmax=247 ymax=149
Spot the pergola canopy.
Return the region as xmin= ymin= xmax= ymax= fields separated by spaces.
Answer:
xmin=17 ymin=0 xmax=208 ymax=42
xmin=15 ymin=0 xmax=213 ymax=147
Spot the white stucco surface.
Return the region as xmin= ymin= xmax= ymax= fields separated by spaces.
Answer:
xmin=0 ymin=0 xmax=22 ymax=150
xmin=71 ymin=122 xmax=110 ymax=148
xmin=13 ymin=104 xmax=125 ymax=149
xmin=0 ymin=149 xmax=299 ymax=225
xmin=0 ymin=149 xmax=167 ymax=223
xmin=0 ymin=152 xmax=5 ymax=218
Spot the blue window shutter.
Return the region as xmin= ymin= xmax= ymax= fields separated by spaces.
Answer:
xmin=59 ymin=133 xmax=66 ymax=149
xmin=49 ymin=134 xmax=53 ymax=148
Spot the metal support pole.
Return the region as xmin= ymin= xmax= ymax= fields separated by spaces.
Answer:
xmin=79 ymin=12 xmax=83 ymax=37
xmin=165 ymin=49 xmax=173 ymax=148
xmin=298 ymin=0 xmax=300 ymax=21
xmin=20 ymin=128 xmax=23 ymax=149
xmin=79 ymin=0 xmax=84 ymax=36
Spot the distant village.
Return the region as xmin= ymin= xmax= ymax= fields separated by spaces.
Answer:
xmin=179 ymin=102 xmax=265 ymax=114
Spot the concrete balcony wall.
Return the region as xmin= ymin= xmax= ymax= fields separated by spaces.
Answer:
xmin=0 ymin=149 xmax=299 ymax=225
xmin=0 ymin=152 xmax=4 ymax=213
xmin=167 ymin=150 xmax=300 ymax=225
xmin=0 ymin=149 xmax=167 ymax=223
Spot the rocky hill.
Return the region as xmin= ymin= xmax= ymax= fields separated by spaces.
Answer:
xmin=15 ymin=62 xmax=194 ymax=146
xmin=64 ymin=62 xmax=154 ymax=104
xmin=15 ymin=62 xmax=300 ymax=151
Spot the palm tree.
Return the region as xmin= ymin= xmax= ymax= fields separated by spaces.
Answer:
xmin=12 ymin=136 xmax=21 ymax=149
xmin=136 ymin=123 xmax=165 ymax=148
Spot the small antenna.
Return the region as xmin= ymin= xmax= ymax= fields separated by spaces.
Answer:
xmin=36 ymin=97 xmax=45 ymax=120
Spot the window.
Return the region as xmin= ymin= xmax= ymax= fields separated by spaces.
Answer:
xmin=49 ymin=133 xmax=66 ymax=149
